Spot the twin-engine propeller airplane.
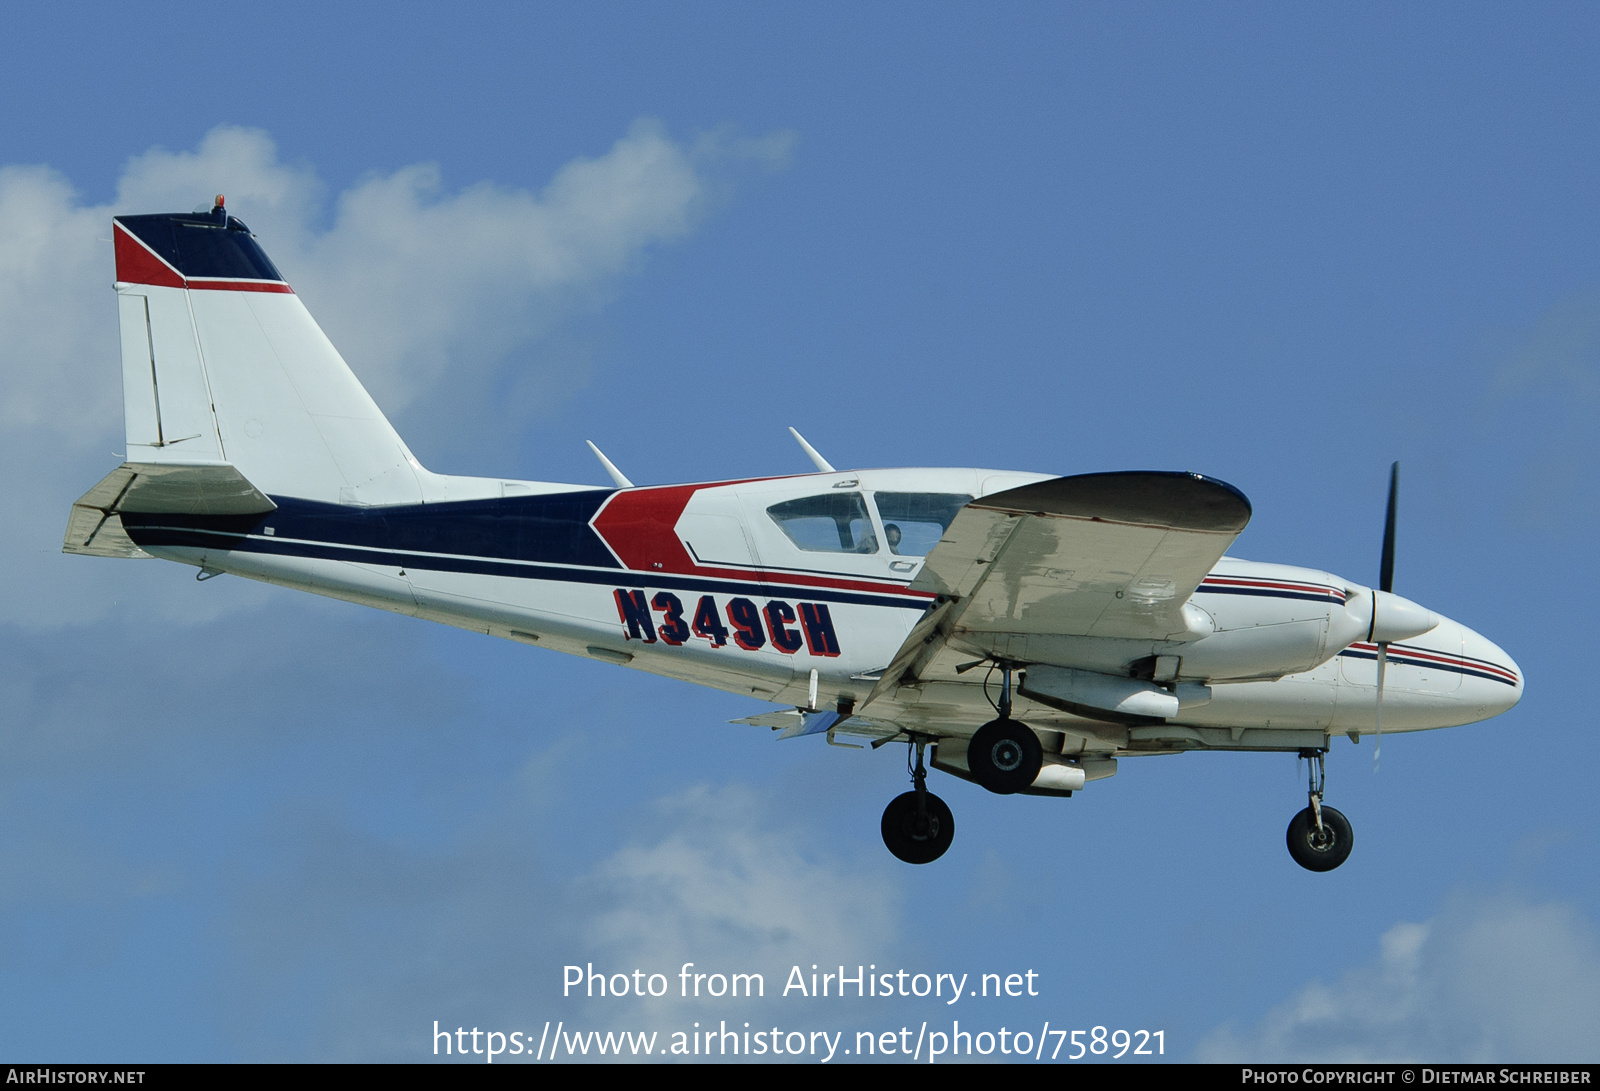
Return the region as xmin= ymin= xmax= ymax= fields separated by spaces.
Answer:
xmin=66 ymin=198 xmax=1523 ymax=869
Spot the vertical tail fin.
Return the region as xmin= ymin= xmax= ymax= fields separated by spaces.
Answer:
xmin=112 ymin=200 xmax=424 ymax=505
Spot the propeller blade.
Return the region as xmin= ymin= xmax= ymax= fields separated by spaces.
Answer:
xmin=1374 ymin=462 xmax=1398 ymax=770
xmin=1379 ymin=462 xmax=1399 ymax=594
xmin=1374 ymin=640 xmax=1388 ymax=771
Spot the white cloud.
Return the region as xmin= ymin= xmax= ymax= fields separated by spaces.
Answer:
xmin=1198 ymin=891 xmax=1600 ymax=1062
xmin=204 ymin=774 xmax=897 ymax=1059
xmin=0 ymin=164 xmax=118 ymax=438
xmin=0 ymin=121 xmax=791 ymax=626
xmin=112 ymin=124 xmax=324 ymax=237
xmin=584 ymin=784 xmax=899 ymax=971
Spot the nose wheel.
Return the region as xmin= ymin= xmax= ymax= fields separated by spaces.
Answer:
xmin=881 ymin=737 xmax=954 ymax=864
xmin=1287 ymin=749 xmax=1354 ymax=871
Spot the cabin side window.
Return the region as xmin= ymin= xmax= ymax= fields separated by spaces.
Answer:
xmin=766 ymin=494 xmax=879 ymax=553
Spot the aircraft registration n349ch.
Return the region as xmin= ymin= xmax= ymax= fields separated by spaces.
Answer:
xmin=65 ymin=198 xmax=1523 ymax=868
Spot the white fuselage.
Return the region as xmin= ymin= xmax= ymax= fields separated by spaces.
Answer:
xmin=131 ymin=465 xmax=1522 ymax=759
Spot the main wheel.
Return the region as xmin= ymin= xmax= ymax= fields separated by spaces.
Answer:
xmin=967 ymin=718 xmax=1043 ymax=794
xmin=881 ymin=791 xmax=955 ymax=864
xmin=1286 ymin=806 xmax=1354 ymax=871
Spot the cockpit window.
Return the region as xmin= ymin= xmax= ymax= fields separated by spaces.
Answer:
xmin=767 ymin=494 xmax=879 ymax=553
xmin=873 ymin=492 xmax=973 ymax=556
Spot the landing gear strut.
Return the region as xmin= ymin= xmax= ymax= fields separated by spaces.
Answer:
xmin=1286 ymin=748 xmax=1354 ymax=872
xmin=967 ymin=662 xmax=1043 ymax=794
xmin=881 ymin=737 xmax=954 ymax=864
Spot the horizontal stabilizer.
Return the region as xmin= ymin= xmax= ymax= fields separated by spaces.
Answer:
xmin=62 ymin=503 xmax=148 ymax=559
xmin=780 ymin=710 xmax=843 ymax=739
xmin=732 ymin=708 xmax=842 ymax=739
xmin=731 ymin=710 xmax=808 ymax=729
xmin=730 ymin=708 xmax=898 ymax=742
xmin=63 ymin=461 xmax=275 ymax=558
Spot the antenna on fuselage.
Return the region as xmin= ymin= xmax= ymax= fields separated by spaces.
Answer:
xmin=585 ymin=441 xmax=634 ymax=488
xmin=788 ymin=427 xmax=835 ymax=473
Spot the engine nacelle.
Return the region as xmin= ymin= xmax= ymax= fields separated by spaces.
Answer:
xmin=1167 ymin=565 xmax=1441 ymax=683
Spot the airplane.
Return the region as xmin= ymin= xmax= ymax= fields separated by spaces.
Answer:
xmin=64 ymin=197 xmax=1523 ymax=869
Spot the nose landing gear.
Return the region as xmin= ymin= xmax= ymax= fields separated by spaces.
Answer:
xmin=1286 ymin=748 xmax=1354 ymax=871
xmin=881 ymin=737 xmax=955 ymax=864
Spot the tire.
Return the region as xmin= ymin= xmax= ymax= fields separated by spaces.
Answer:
xmin=1286 ymin=806 xmax=1354 ymax=872
xmin=966 ymin=718 xmax=1044 ymax=794
xmin=881 ymin=791 xmax=955 ymax=864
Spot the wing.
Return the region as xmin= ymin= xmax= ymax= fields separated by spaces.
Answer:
xmin=868 ymin=471 xmax=1251 ymax=702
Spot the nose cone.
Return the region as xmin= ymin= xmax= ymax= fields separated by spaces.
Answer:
xmin=1458 ymin=625 xmax=1523 ymax=722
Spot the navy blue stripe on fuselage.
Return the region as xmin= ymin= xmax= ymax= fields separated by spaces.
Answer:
xmin=1337 ymin=646 xmax=1517 ymax=686
xmin=122 ymin=491 xmax=623 ymax=569
xmin=126 ymin=523 xmax=932 ymax=611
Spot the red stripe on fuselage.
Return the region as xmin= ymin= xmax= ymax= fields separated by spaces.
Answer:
xmin=1202 ymin=576 xmax=1341 ymax=596
xmin=590 ymin=482 xmax=936 ymax=599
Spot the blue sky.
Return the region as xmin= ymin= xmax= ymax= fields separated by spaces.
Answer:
xmin=1 ymin=3 xmax=1597 ymax=1062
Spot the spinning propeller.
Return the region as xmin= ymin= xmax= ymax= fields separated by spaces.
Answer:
xmin=1373 ymin=463 xmax=1398 ymax=769
xmin=1346 ymin=463 xmax=1438 ymax=768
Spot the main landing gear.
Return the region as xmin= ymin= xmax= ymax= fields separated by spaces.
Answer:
xmin=881 ymin=737 xmax=955 ymax=864
xmin=1287 ymin=748 xmax=1354 ymax=872
xmin=967 ymin=662 xmax=1043 ymax=795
